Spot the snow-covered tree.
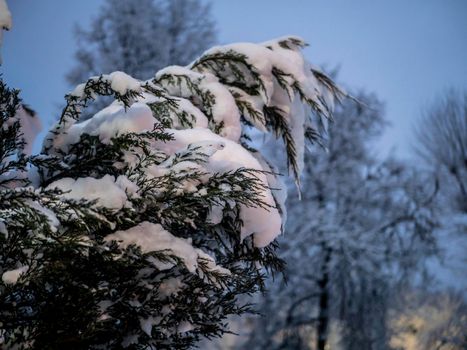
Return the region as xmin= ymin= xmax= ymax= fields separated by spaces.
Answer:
xmin=0 ymin=36 xmax=344 ymax=349
xmin=414 ymin=89 xmax=467 ymax=213
xmin=240 ymin=92 xmax=438 ymax=350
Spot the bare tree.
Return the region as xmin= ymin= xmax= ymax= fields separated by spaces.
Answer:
xmin=415 ymin=90 xmax=467 ymax=212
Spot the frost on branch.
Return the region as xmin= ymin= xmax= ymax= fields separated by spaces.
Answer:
xmin=1 ymin=36 xmax=343 ymax=348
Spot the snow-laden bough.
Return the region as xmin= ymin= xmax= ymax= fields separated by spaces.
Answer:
xmin=1 ymin=36 xmax=345 ymax=348
xmin=44 ymin=36 xmax=345 ymax=249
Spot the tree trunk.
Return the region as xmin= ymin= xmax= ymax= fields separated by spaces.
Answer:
xmin=316 ymin=246 xmax=331 ymax=350
xmin=451 ymin=168 xmax=467 ymax=211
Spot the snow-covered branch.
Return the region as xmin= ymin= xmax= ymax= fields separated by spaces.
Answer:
xmin=0 ymin=35 xmax=343 ymax=349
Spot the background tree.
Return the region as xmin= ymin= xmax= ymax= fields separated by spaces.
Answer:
xmin=66 ymin=0 xmax=216 ymax=116
xmin=415 ymin=89 xmax=467 ymax=213
xmin=238 ymin=92 xmax=438 ymax=350
xmin=389 ymin=288 xmax=467 ymax=350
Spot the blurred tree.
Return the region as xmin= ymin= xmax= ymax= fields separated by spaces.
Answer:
xmin=66 ymin=0 xmax=216 ymax=116
xmin=415 ymin=90 xmax=467 ymax=212
xmin=239 ymin=92 xmax=438 ymax=350
xmin=389 ymin=289 xmax=467 ymax=350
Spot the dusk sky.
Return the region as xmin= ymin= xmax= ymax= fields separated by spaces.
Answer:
xmin=2 ymin=0 xmax=467 ymax=157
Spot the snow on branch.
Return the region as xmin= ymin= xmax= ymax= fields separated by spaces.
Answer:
xmin=1 ymin=36 xmax=344 ymax=348
xmin=44 ymin=36 xmax=344 ymax=248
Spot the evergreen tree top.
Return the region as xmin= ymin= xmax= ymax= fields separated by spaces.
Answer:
xmin=1 ymin=36 xmax=344 ymax=349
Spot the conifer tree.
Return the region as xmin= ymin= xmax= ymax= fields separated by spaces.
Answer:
xmin=1 ymin=36 xmax=344 ymax=349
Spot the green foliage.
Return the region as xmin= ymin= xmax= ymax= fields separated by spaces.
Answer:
xmin=0 ymin=80 xmax=27 ymax=188
xmin=0 ymin=78 xmax=284 ymax=349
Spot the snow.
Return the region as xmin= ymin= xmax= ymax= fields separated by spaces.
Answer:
xmin=177 ymin=321 xmax=194 ymax=333
xmin=0 ymin=220 xmax=7 ymax=236
xmin=226 ymin=40 xmax=321 ymax=177
xmin=0 ymin=0 xmax=12 ymax=65
xmin=171 ymin=96 xmax=209 ymax=129
xmin=138 ymin=311 xmax=192 ymax=339
xmin=47 ymin=175 xmax=130 ymax=210
xmin=26 ymin=199 xmax=60 ymax=233
xmin=104 ymin=222 xmax=230 ymax=277
xmin=3 ymin=105 xmax=42 ymax=155
xmin=206 ymin=204 xmax=224 ymax=225
xmin=228 ymin=87 xmax=267 ymax=131
xmin=200 ymin=43 xmax=275 ymax=102
xmin=49 ymin=97 xmax=283 ymax=247
xmin=252 ymin=151 xmax=288 ymax=226
xmin=152 ymin=128 xmax=282 ymax=247
xmin=199 ymin=74 xmax=242 ymax=141
xmin=97 ymin=299 xmax=113 ymax=313
xmin=288 ymin=93 xmax=307 ymax=176
xmin=136 ymin=91 xmax=209 ymax=129
xmin=156 ymin=66 xmax=242 ymax=141
xmin=50 ymin=102 xmax=157 ymax=151
xmin=195 ymin=248 xmax=231 ymax=278
xmin=14 ymin=104 xmax=42 ymax=156
xmin=69 ymin=83 xmax=86 ymax=98
xmin=155 ymin=65 xmax=205 ymax=92
xmin=43 ymin=36 xmax=340 ymax=250
xmin=108 ymin=71 xmax=142 ymax=95
xmin=121 ymin=334 xmax=139 ymax=348
xmin=140 ymin=316 xmax=156 ymax=336
xmin=262 ymin=35 xmax=307 ymax=51
xmin=68 ymin=72 xmax=142 ymax=98
xmin=158 ymin=277 xmax=184 ymax=298
xmin=115 ymin=175 xmax=140 ymax=198
xmin=2 ymin=265 xmax=28 ymax=285
xmin=186 ymin=36 xmax=338 ymax=180
xmin=0 ymin=0 xmax=12 ymax=30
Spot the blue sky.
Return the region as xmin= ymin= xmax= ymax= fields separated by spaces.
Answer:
xmin=2 ymin=0 xmax=467 ymax=157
